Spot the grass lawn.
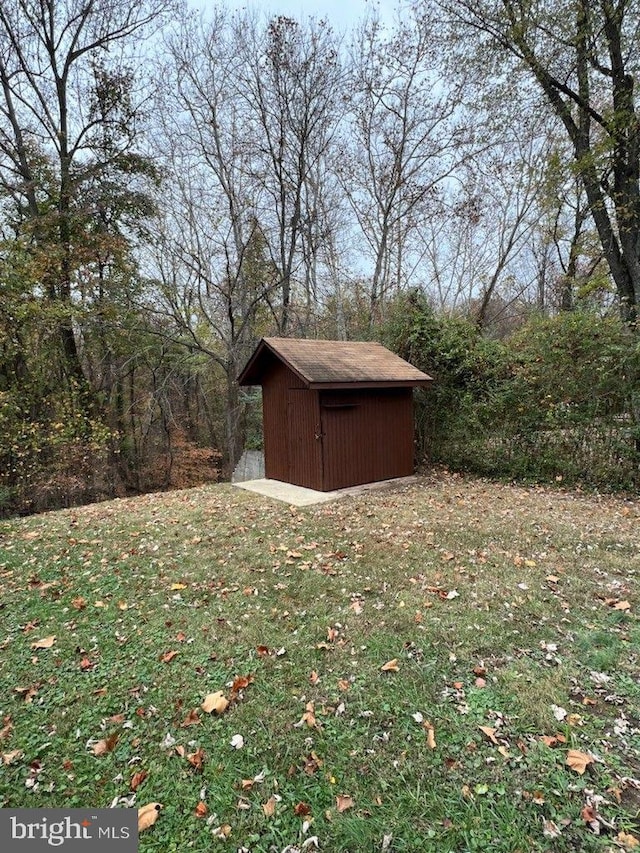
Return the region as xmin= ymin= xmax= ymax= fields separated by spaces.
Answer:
xmin=0 ymin=472 xmax=639 ymax=852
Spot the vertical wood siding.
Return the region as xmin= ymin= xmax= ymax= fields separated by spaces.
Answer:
xmin=320 ymin=389 xmax=414 ymax=490
xmin=261 ymin=365 xmax=416 ymax=491
xmin=262 ymin=362 xmax=322 ymax=489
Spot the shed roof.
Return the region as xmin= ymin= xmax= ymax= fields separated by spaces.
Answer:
xmin=238 ymin=337 xmax=433 ymax=389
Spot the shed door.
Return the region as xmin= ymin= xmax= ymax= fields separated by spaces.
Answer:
xmin=320 ymin=395 xmax=365 ymax=491
xmin=287 ymin=389 xmax=322 ymax=490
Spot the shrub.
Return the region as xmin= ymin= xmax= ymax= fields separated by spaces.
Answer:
xmin=382 ymin=294 xmax=640 ymax=491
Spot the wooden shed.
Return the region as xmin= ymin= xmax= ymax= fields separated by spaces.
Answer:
xmin=238 ymin=338 xmax=432 ymax=491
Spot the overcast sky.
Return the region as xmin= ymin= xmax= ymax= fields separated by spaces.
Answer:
xmin=196 ymin=0 xmax=400 ymax=33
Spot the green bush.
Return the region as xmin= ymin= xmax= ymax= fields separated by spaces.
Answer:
xmin=382 ymin=293 xmax=640 ymax=491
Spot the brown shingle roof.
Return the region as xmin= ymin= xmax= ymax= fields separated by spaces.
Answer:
xmin=239 ymin=338 xmax=433 ymax=388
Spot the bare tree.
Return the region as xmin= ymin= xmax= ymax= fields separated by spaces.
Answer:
xmin=342 ymin=7 xmax=468 ymax=325
xmin=435 ymin=0 xmax=640 ymax=324
xmin=233 ymin=13 xmax=344 ymax=333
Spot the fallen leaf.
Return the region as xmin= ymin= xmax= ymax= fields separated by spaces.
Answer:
xmin=614 ymin=600 xmax=631 ymax=611
xmin=3 ymin=749 xmax=23 ymax=765
xmin=138 ymin=802 xmax=162 ymax=832
xmin=30 ymin=636 xmax=55 ymax=650
xmin=380 ymin=659 xmax=399 ymax=672
xmin=617 ymin=831 xmax=640 ymax=849
xmin=92 ymin=733 xmax=119 ymax=756
xmin=71 ymin=597 xmax=86 ymax=610
xmin=13 ymin=685 xmax=38 ymax=703
xmin=300 ymin=701 xmax=320 ymax=729
xmin=194 ymin=801 xmax=208 ymax=818
xmin=294 ymin=802 xmax=312 ymax=816
xmin=180 ymin=709 xmax=200 ymax=727
xmin=336 ymin=794 xmax=354 ymax=813
xmin=231 ymin=674 xmax=254 ymax=693
xmin=303 ymin=752 xmax=323 ymax=775
xmin=478 ymin=726 xmax=499 ymax=745
xmin=230 ymin=734 xmax=244 ymax=749
xmin=187 ymin=747 xmax=205 ymax=771
xmin=160 ymin=650 xmax=178 ymax=663
xmin=425 ymin=723 xmax=436 ymax=750
xmin=566 ymin=749 xmax=593 ymax=775
xmin=581 ymin=804 xmax=598 ymax=824
xmin=130 ymin=770 xmax=147 ymax=791
xmin=309 ymin=670 xmax=320 ymax=685
xmin=543 ymin=819 xmax=562 ymax=839
xmin=262 ymin=795 xmax=277 ymax=817
xmin=170 ymin=583 xmax=187 ymax=591
xmin=201 ymin=692 xmax=229 ymax=715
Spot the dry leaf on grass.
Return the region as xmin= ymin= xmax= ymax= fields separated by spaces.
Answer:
xmin=211 ymin=824 xmax=232 ymax=840
xmin=187 ymin=747 xmax=205 ymax=771
xmin=425 ymin=722 xmax=436 ymax=749
xmin=617 ymin=831 xmax=640 ymax=849
xmin=262 ymin=796 xmax=277 ymax=817
xmin=566 ymin=749 xmax=593 ymax=775
xmin=30 ymin=636 xmax=55 ymax=650
xmin=380 ymin=659 xmax=399 ymax=672
xmin=336 ymin=794 xmax=354 ymax=813
xmin=180 ymin=709 xmax=200 ymax=727
xmin=201 ymin=691 xmax=229 ymax=714
xmin=91 ymin=733 xmax=118 ymax=756
xmin=138 ymin=802 xmax=162 ymax=832
xmin=478 ymin=725 xmax=499 ymax=745
xmin=231 ymin=674 xmax=254 ymax=693
xmin=130 ymin=770 xmax=147 ymax=791
xmin=194 ymin=801 xmax=208 ymax=818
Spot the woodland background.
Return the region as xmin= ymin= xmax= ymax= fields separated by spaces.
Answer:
xmin=1 ymin=0 xmax=639 ymax=516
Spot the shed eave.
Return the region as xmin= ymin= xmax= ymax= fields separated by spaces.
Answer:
xmin=238 ymin=339 xmax=311 ymax=387
xmin=309 ymin=379 xmax=433 ymax=390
